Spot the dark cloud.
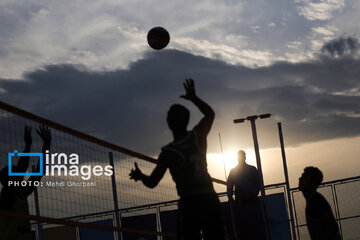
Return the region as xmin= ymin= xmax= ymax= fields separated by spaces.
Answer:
xmin=320 ymin=36 xmax=360 ymax=58
xmin=0 ymin=40 xmax=359 ymax=155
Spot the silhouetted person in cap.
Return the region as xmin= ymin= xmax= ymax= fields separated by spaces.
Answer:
xmin=299 ymin=166 xmax=341 ymax=240
xmin=0 ymin=125 xmax=51 ymax=240
xmin=227 ymin=150 xmax=266 ymax=240
xmin=129 ymin=79 xmax=225 ymax=240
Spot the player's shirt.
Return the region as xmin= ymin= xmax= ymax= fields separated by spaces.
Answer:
xmin=227 ymin=164 xmax=261 ymax=201
xmin=0 ymin=189 xmax=31 ymax=240
xmin=160 ymin=130 xmax=215 ymax=197
xmin=306 ymin=191 xmax=341 ymax=240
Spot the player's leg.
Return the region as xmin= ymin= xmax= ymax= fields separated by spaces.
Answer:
xmin=182 ymin=214 xmax=201 ymax=240
xmin=179 ymin=197 xmax=202 ymax=240
xmin=201 ymin=193 xmax=225 ymax=240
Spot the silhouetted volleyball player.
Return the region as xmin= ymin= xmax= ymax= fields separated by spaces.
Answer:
xmin=0 ymin=125 xmax=51 ymax=240
xmin=299 ymin=167 xmax=341 ymax=240
xmin=129 ymin=79 xmax=225 ymax=240
xmin=227 ymin=150 xmax=266 ymax=240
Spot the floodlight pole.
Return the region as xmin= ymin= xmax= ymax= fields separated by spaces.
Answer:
xmin=233 ymin=114 xmax=272 ymax=240
xmin=248 ymin=116 xmax=266 ymax=202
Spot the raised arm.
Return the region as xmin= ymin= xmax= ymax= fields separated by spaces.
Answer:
xmin=25 ymin=125 xmax=51 ymax=195
xmin=129 ymin=152 xmax=168 ymax=188
xmin=37 ymin=125 xmax=51 ymax=155
xmin=180 ymin=79 xmax=215 ymax=140
xmin=34 ymin=125 xmax=51 ymax=174
xmin=17 ymin=126 xmax=32 ymax=172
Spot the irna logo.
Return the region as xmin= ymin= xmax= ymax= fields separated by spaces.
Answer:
xmin=8 ymin=150 xmax=113 ymax=180
xmin=8 ymin=150 xmax=43 ymax=176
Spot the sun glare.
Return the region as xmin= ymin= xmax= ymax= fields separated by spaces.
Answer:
xmin=206 ymin=149 xmax=257 ymax=180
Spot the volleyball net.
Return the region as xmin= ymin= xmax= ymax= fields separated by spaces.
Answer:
xmin=0 ymin=100 xmax=228 ymax=240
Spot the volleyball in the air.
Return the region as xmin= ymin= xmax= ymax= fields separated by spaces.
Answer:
xmin=147 ymin=27 xmax=170 ymax=50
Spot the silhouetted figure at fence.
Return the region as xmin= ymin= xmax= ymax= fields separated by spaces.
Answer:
xmin=0 ymin=125 xmax=51 ymax=240
xmin=227 ymin=150 xmax=266 ymax=240
xmin=299 ymin=166 xmax=341 ymax=240
xmin=129 ymin=78 xmax=225 ymax=240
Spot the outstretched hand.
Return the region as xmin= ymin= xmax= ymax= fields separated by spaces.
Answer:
xmin=36 ymin=124 xmax=51 ymax=147
xmin=129 ymin=162 xmax=143 ymax=181
xmin=180 ymin=78 xmax=196 ymax=100
xmin=24 ymin=125 xmax=32 ymax=148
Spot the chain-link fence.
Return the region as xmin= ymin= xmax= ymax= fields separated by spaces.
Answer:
xmin=291 ymin=176 xmax=360 ymax=240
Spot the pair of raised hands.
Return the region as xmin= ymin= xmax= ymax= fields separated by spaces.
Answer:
xmin=24 ymin=125 xmax=51 ymax=148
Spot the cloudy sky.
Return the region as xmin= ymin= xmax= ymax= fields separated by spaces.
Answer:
xmin=0 ymin=0 xmax=359 ymax=185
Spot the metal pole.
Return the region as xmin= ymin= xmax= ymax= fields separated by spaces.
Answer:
xmin=249 ymin=118 xmax=271 ymax=240
xmin=218 ymin=133 xmax=228 ymax=180
xmin=32 ymin=165 xmax=43 ymax=240
xmin=277 ymin=122 xmax=296 ymax=240
xmin=156 ymin=206 xmax=162 ymax=240
xmin=291 ymin=191 xmax=300 ymax=239
xmin=332 ymin=185 xmax=343 ymax=238
xmin=109 ymin=152 xmax=121 ymax=240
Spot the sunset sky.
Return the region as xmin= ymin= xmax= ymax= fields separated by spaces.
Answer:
xmin=0 ymin=0 xmax=359 ymax=187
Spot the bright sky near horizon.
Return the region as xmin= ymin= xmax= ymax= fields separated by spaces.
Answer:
xmin=0 ymin=0 xmax=359 ymax=184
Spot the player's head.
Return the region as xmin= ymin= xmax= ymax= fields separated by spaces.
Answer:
xmin=299 ymin=166 xmax=323 ymax=192
xmin=0 ymin=166 xmax=23 ymax=187
xmin=167 ymin=104 xmax=190 ymax=132
xmin=237 ymin=150 xmax=246 ymax=164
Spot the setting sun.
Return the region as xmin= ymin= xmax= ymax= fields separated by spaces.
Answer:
xmin=207 ymin=149 xmax=258 ymax=181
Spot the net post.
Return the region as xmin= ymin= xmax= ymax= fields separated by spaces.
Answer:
xmin=32 ymin=165 xmax=43 ymax=240
xmin=109 ymin=151 xmax=121 ymax=240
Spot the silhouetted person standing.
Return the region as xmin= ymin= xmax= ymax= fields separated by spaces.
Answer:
xmin=227 ymin=150 xmax=266 ymax=240
xmin=0 ymin=125 xmax=51 ymax=240
xmin=299 ymin=167 xmax=341 ymax=240
xmin=129 ymin=79 xmax=225 ymax=240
